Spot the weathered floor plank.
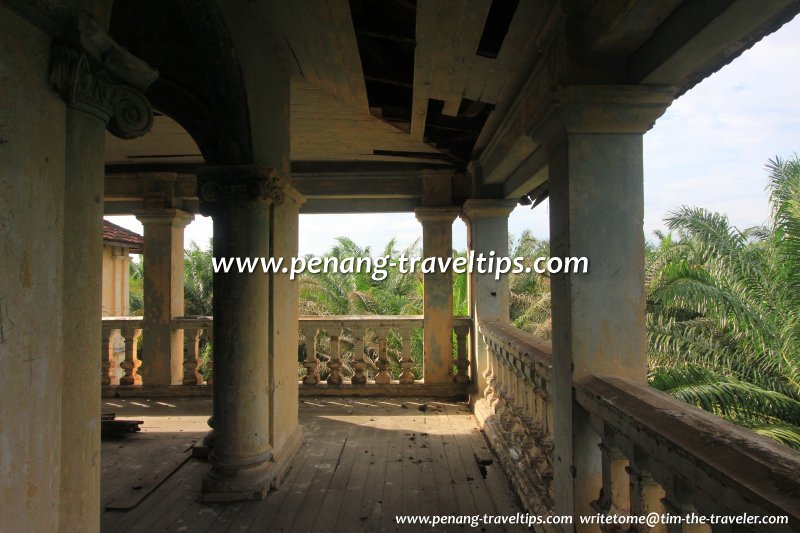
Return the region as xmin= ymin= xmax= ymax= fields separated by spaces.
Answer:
xmin=101 ymin=397 xmax=525 ymax=532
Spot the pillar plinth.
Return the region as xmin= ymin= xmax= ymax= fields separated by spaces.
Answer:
xmin=198 ymin=166 xmax=288 ymax=501
xmin=415 ymin=207 xmax=460 ymax=384
xmin=135 ymin=208 xmax=193 ymax=386
xmin=461 ymin=199 xmax=517 ymax=394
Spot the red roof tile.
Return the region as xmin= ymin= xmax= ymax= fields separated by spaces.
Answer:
xmin=103 ymin=220 xmax=143 ymax=250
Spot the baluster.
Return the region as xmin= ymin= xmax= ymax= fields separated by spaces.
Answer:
xmin=398 ymin=327 xmax=415 ymax=384
xmin=627 ymin=461 xmax=667 ymax=533
xmin=595 ymin=435 xmax=630 ymax=516
xmin=453 ymin=323 xmax=470 ymax=383
xmin=205 ymin=326 xmax=213 ymax=386
xmin=301 ymin=326 xmax=320 ymax=385
xmin=483 ymin=337 xmax=499 ymax=408
xmin=182 ymin=328 xmax=203 ymax=385
xmin=119 ymin=327 xmax=142 ymax=385
xmin=662 ymin=484 xmax=711 ymax=533
xmin=373 ymin=326 xmax=392 ymax=384
xmin=326 ymin=328 xmax=344 ymax=385
xmin=350 ymin=325 xmax=368 ymax=385
xmin=101 ymin=326 xmax=118 ymax=386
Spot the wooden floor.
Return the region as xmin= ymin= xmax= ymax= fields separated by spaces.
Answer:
xmin=100 ymin=397 xmax=526 ymax=532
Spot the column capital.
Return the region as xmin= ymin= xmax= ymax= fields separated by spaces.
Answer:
xmin=551 ymin=85 xmax=675 ymax=135
xmin=460 ymin=199 xmax=518 ymax=222
xmin=49 ymin=44 xmax=157 ymax=139
xmin=414 ymin=206 xmax=461 ymax=225
xmin=197 ymin=165 xmax=302 ymax=216
xmin=134 ymin=208 xmax=194 ymax=228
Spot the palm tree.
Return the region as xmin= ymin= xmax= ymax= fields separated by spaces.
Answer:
xmin=183 ymin=239 xmax=214 ymax=316
xmin=508 ymin=230 xmax=552 ymax=338
xmin=299 ymin=237 xmax=425 ymax=380
xmin=647 ymin=156 xmax=800 ymax=449
xmin=128 ymin=258 xmax=144 ymax=316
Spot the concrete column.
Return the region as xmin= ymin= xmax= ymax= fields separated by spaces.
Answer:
xmin=60 ymin=104 xmax=106 ymax=531
xmin=0 ymin=8 xmax=68 ymax=532
xmin=545 ymin=86 xmax=672 ymax=522
xmin=198 ymin=166 xmax=290 ymax=501
xmin=1 ymin=2 xmax=155 ymax=531
xmin=135 ymin=209 xmax=193 ymax=386
xmin=415 ymin=207 xmax=460 ymax=383
xmin=269 ymin=186 xmax=305 ymax=473
xmin=461 ymin=199 xmax=517 ymax=396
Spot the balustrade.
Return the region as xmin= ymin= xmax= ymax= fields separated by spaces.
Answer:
xmin=102 ymin=315 xmax=471 ymax=389
xmin=101 ymin=316 xmax=212 ymax=389
xmin=476 ymin=321 xmax=554 ymax=516
xmin=575 ymin=376 xmax=800 ymax=531
xmin=298 ymin=315 xmax=471 ymax=386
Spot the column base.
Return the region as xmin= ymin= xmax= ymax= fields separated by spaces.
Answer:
xmin=199 ymin=425 xmax=304 ymax=502
xmin=201 ymin=455 xmax=275 ymax=502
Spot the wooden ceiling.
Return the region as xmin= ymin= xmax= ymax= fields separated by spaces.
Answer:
xmin=106 ymin=0 xmax=547 ymax=168
xmin=106 ymin=0 xmax=800 ymax=194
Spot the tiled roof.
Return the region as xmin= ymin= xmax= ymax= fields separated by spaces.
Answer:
xmin=103 ymin=220 xmax=143 ymax=249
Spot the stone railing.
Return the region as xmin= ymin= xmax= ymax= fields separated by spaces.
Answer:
xmin=101 ymin=316 xmax=213 ymax=388
xmin=575 ymin=376 xmax=800 ymax=531
xmin=475 ymin=321 xmax=554 ymax=516
xmin=102 ymin=315 xmax=472 ymax=390
xmin=298 ymin=315 xmax=472 ymax=386
xmin=101 ymin=317 xmax=144 ymax=387
xmin=172 ymin=316 xmax=213 ymax=385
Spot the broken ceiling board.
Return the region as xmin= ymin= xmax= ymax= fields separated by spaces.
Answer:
xmin=327 ymin=0 xmax=370 ymax=113
xmin=410 ymin=0 xmax=443 ymax=141
xmin=462 ymin=56 xmax=496 ymax=102
xmin=291 ymin=81 xmax=444 ymax=163
xmin=438 ymin=0 xmax=493 ymax=117
xmin=478 ymin=0 xmax=542 ymax=105
xmin=262 ymin=0 xmax=368 ymax=112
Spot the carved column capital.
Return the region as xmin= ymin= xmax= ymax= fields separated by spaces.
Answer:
xmin=50 ymin=44 xmax=155 ymax=139
xmin=197 ymin=166 xmax=296 ymax=216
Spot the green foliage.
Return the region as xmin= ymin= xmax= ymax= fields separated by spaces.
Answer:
xmin=299 ymin=237 xmax=425 ymax=381
xmin=128 ymin=258 xmax=144 ymax=316
xmin=184 ymin=239 xmax=214 ymax=316
xmin=647 ymin=156 xmax=800 ymax=449
xmin=508 ymin=230 xmax=551 ymax=338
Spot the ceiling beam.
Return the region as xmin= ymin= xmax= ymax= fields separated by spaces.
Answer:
xmin=629 ymin=0 xmax=800 ymax=89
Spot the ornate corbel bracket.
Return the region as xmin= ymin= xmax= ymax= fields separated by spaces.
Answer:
xmin=197 ymin=166 xmax=293 ymax=217
xmin=50 ymin=44 xmax=154 ymax=139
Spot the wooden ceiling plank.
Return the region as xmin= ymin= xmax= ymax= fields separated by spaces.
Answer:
xmin=327 ymin=0 xmax=370 ymax=112
xmin=428 ymin=0 xmax=466 ymax=105
xmin=289 ymin=0 xmax=341 ymax=99
xmin=479 ymin=0 xmax=540 ymax=104
xmin=462 ymin=56 xmax=494 ymax=102
xmin=410 ymin=0 xmax=440 ymax=141
xmin=441 ymin=0 xmax=492 ymax=116
xmin=269 ymin=0 xmax=320 ymax=85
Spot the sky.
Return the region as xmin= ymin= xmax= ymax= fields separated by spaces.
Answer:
xmin=107 ymin=16 xmax=800 ymax=255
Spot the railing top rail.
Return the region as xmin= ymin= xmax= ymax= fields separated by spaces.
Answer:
xmin=172 ymin=316 xmax=214 ymax=329
xmin=299 ymin=315 xmax=424 ymax=328
xmin=479 ymin=321 xmax=552 ymax=367
xmin=102 ymin=316 xmax=143 ymax=329
xmin=575 ymin=375 xmax=800 ymax=523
